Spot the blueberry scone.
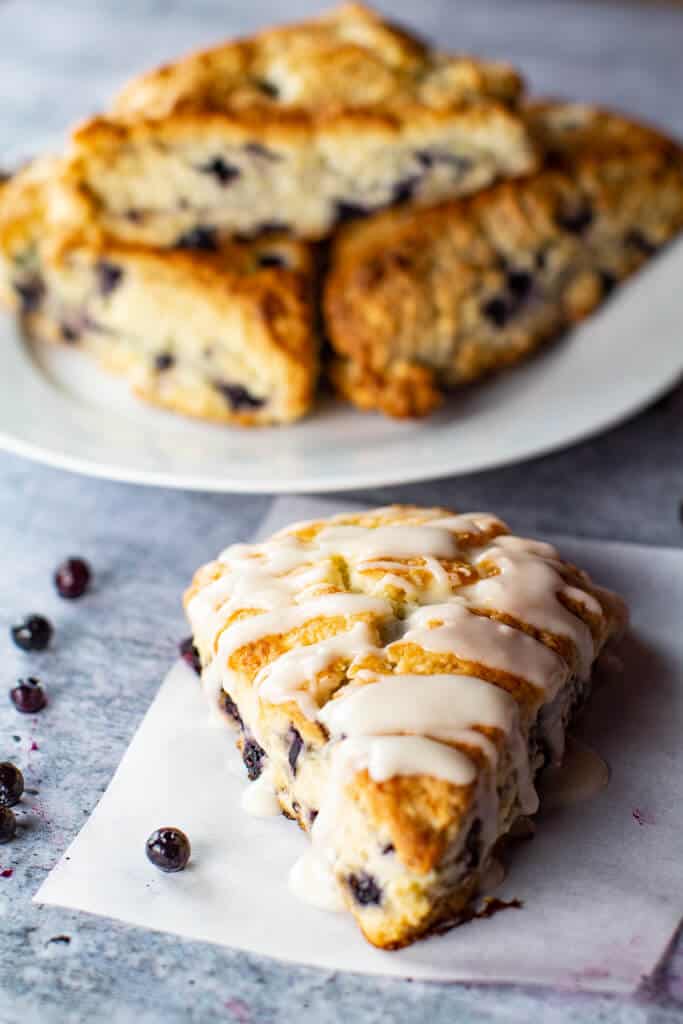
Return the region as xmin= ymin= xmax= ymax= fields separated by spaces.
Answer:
xmin=324 ymin=103 xmax=683 ymax=417
xmin=184 ymin=504 xmax=626 ymax=948
xmin=64 ymin=3 xmax=536 ymax=246
xmin=0 ymin=160 xmax=317 ymax=426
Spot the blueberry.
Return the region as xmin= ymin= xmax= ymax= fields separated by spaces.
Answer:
xmin=145 ymin=827 xmax=191 ymax=872
xmin=214 ymin=382 xmax=265 ymax=411
xmin=415 ymin=150 xmax=472 ymax=175
xmin=506 ymin=269 xmax=533 ymax=300
xmin=287 ymin=727 xmax=303 ymax=776
xmin=11 ymin=614 xmax=52 ymax=652
xmin=198 ymin=157 xmax=240 ymax=186
xmin=10 ymin=678 xmax=46 ymax=714
xmin=463 ymin=819 xmax=482 ymax=870
xmin=14 ymin=277 xmax=44 ymax=313
xmin=242 ymin=738 xmax=266 ymax=781
xmin=179 ymin=636 xmax=201 ymax=675
xmin=254 ymin=79 xmax=279 ymax=98
xmin=482 ymin=295 xmax=511 ymax=328
xmin=381 ymin=842 xmax=395 ymax=855
xmin=600 ymin=270 xmax=617 ymax=297
xmin=557 ymin=202 xmax=594 ymax=234
xmin=125 ymin=209 xmax=143 ymax=223
xmin=174 ymin=227 xmax=218 ymax=251
xmin=256 ymin=252 xmax=287 ymax=269
xmin=54 ymin=558 xmax=91 ymax=599
xmin=59 ymin=322 xmax=80 ymax=343
xmin=219 ymin=691 xmax=243 ymax=727
xmin=347 ymin=872 xmax=382 ymax=906
xmin=334 ymin=200 xmax=371 ymax=225
xmin=626 ymin=229 xmax=657 ymax=255
xmin=0 ymin=763 xmax=24 ymax=807
xmin=154 ymin=353 xmax=175 ymax=372
xmin=243 ymin=142 xmax=280 ymax=160
xmin=391 ymin=176 xmax=421 ymax=205
xmin=96 ymin=260 xmax=123 ymax=296
xmin=0 ymin=806 xmax=16 ymax=844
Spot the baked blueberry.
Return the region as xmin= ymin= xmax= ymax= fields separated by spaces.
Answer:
xmin=10 ymin=678 xmax=47 ymax=714
xmin=145 ymin=827 xmax=191 ymax=872
xmin=0 ymin=806 xmax=17 ymax=844
xmin=54 ymin=557 xmax=91 ymax=599
xmin=14 ymin=277 xmax=44 ymax=313
xmin=154 ymin=352 xmax=175 ymax=372
xmin=556 ymin=201 xmax=594 ymax=234
xmin=242 ymin=738 xmax=266 ymax=781
xmin=335 ymin=200 xmax=371 ymax=225
xmin=256 ymin=252 xmax=287 ymax=269
xmin=463 ymin=819 xmax=482 ymax=870
xmin=96 ymin=260 xmax=123 ymax=296
xmin=254 ymin=79 xmax=279 ymax=98
xmin=600 ymin=270 xmax=617 ymax=297
xmin=287 ymin=727 xmax=303 ymax=776
xmin=244 ymin=142 xmax=280 ymax=160
xmin=391 ymin=176 xmax=421 ymax=205
xmin=506 ymin=269 xmax=533 ymax=300
xmin=214 ymin=382 xmax=265 ymax=411
xmin=174 ymin=226 xmax=218 ymax=251
xmin=198 ymin=157 xmax=240 ymax=186
xmin=0 ymin=763 xmax=24 ymax=807
xmin=482 ymin=295 xmax=511 ymax=328
xmin=179 ymin=636 xmax=201 ymax=675
xmin=219 ymin=691 xmax=243 ymax=727
xmin=11 ymin=614 xmax=52 ymax=652
xmin=348 ymin=872 xmax=382 ymax=906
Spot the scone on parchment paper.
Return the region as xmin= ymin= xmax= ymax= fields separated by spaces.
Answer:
xmin=324 ymin=103 xmax=683 ymax=417
xmin=0 ymin=159 xmax=318 ymax=426
xmin=184 ymin=504 xmax=626 ymax=949
xmin=64 ymin=3 xmax=536 ymax=246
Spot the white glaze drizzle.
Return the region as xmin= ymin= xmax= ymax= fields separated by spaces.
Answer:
xmin=240 ymin=767 xmax=282 ymax=818
xmin=395 ymin=601 xmax=569 ymax=697
xmin=186 ymin=507 xmax=614 ymax=916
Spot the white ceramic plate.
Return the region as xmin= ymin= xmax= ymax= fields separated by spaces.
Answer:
xmin=2 ymin=238 xmax=682 ymax=493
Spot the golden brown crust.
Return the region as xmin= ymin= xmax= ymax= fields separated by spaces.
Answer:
xmin=324 ymin=102 xmax=683 ymax=417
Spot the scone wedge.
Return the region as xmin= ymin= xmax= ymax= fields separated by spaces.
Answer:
xmin=0 ymin=160 xmax=317 ymax=426
xmin=324 ymin=103 xmax=683 ymax=417
xmin=184 ymin=504 xmax=626 ymax=948
xmin=65 ymin=3 xmax=536 ymax=245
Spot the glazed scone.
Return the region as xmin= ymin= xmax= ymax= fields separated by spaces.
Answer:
xmin=184 ymin=504 xmax=626 ymax=948
xmin=324 ymin=103 xmax=683 ymax=417
xmin=0 ymin=160 xmax=317 ymax=426
xmin=64 ymin=3 xmax=536 ymax=245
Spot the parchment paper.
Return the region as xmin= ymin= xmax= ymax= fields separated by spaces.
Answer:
xmin=34 ymin=497 xmax=683 ymax=992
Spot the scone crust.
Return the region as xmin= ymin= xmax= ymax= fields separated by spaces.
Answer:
xmin=184 ymin=504 xmax=627 ymax=947
xmin=0 ymin=160 xmax=318 ymax=426
xmin=65 ymin=3 xmax=537 ymax=243
xmin=324 ymin=103 xmax=683 ymax=417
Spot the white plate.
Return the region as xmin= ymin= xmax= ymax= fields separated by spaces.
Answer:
xmin=2 ymin=238 xmax=682 ymax=493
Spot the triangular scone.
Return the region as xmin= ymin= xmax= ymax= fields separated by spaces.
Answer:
xmin=64 ymin=3 xmax=536 ymax=245
xmin=324 ymin=102 xmax=683 ymax=417
xmin=184 ymin=504 xmax=626 ymax=948
xmin=0 ymin=160 xmax=317 ymax=426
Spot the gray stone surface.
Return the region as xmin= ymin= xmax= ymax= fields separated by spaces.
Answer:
xmin=0 ymin=1 xmax=683 ymax=1021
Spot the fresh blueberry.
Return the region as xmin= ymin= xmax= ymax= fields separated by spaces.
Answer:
xmin=154 ymin=353 xmax=175 ymax=372
xmin=287 ymin=727 xmax=303 ymax=776
xmin=0 ymin=763 xmax=24 ymax=807
xmin=179 ymin=636 xmax=201 ymax=675
xmin=145 ymin=827 xmax=191 ymax=872
xmin=96 ymin=260 xmax=123 ymax=296
xmin=14 ymin=277 xmax=44 ymax=313
xmin=174 ymin=227 xmax=218 ymax=251
xmin=54 ymin=558 xmax=91 ymax=599
xmin=11 ymin=614 xmax=52 ymax=652
xmin=10 ymin=678 xmax=47 ymax=714
xmin=198 ymin=157 xmax=240 ymax=186
xmin=347 ymin=872 xmax=382 ymax=906
xmin=242 ymin=738 xmax=266 ymax=781
xmin=0 ymin=806 xmax=17 ymax=844
xmin=214 ymin=382 xmax=265 ymax=411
